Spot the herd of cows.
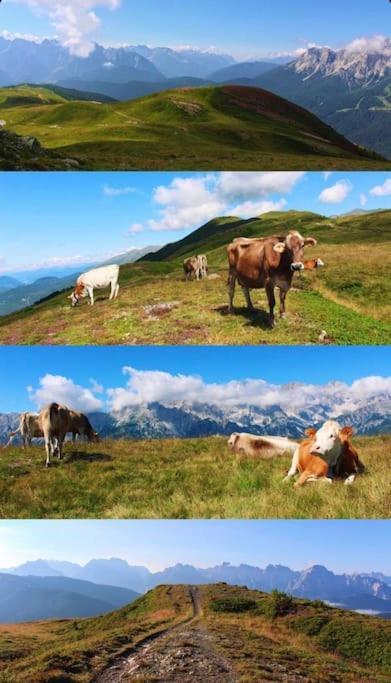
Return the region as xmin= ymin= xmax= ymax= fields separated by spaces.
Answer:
xmin=68 ymin=230 xmax=324 ymax=327
xmin=6 ymin=405 xmax=364 ymax=487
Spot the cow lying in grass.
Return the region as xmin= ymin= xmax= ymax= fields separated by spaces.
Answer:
xmin=228 ymin=432 xmax=299 ymax=458
xmin=284 ymin=420 xmax=365 ymax=487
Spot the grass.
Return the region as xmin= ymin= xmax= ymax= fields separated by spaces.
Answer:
xmin=0 ymin=435 xmax=389 ymax=519
xmin=0 ymin=584 xmax=389 ymax=683
xmin=0 ymin=84 xmax=389 ymax=170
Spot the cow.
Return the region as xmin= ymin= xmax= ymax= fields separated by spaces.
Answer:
xmin=284 ymin=421 xmax=365 ymax=487
xmin=228 ymin=432 xmax=299 ymax=459
xmin=183 ymin=256 xmax=202 ymax=281
xmin=197 ymin=254 xmax=208 ymax=279
xmin=39 ymin=403 xmax=99 ymax=466
xmin=6 ymin=412 xmax=43 ymax=449
xmin=69 ymin=264 xmax=120 ymax=307
xmin=227 ymin=231 xmax=319 ymax=326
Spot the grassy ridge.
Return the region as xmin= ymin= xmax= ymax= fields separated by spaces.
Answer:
xmin=0 ymin=584 xmax=389 ymax=682
xmin=0 ymin=84 xmax=388 ymax=170
xmin=0 ymin=435 xmax=389 ymax=519
xmin=0 ymin=211 xmax=390 ymax=345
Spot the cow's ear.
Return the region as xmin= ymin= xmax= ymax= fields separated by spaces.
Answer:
xmin=340 ymin=426 xmax=353 ymax=440
xmin=305 ymin=428 xmax=317 ymax=438
xmin=273 ymin=242 xmax=286 ymax=253
xmin=304 ymin=237 xmax=317 ymax=247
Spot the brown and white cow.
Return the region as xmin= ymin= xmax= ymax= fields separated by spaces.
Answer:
xmin=183 ymin=256 xmax=201 ymax=281
xmin=284 ymin=420 xmax=365 ymax=487
xmin=39 ymin=403 xmax=99 ymax=466
xmin=7 ymin=412 xmax=43 ymax=449
xmin=228 ymin=432 xmax=299 ymax=459
xmin=227 ymin=231 xmax=319 ymax=326
xmin=197 ymin=254 xmax=208 ymax=279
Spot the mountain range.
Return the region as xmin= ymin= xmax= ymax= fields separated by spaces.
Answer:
xmin=1 ymin=36 xmax=389 ymax=156
xmin=0 ymin=572 xmax=138 ymax=623
xmin=0 ymin=245 xmax=162 ymax=316
xmin=1 ymin=560 xmax=390 ymax=620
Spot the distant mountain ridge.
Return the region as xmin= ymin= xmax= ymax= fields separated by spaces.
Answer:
xmin=2 ymin=560 xmax=390 ymax=616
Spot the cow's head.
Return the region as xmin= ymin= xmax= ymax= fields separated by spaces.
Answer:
xmin=68 ymin=282 xmax=85 ymax=307
xmin=273 ymin=231 xmax=317 ymax=272
xmin=309 ymin=421 xmax=353 ymax=461
xmin=228 ymin=433 xmax=240 ymax=449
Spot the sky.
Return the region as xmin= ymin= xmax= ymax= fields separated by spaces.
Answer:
xmin=0 ymin=346 xmax=389 ymax=413
xmin=0 ymin=520 xmax=389 ymax=574
xmin=1 ymin=172 xmax=390 ymax=277
xmin=1 ymin=0 xmax=390 ymax=59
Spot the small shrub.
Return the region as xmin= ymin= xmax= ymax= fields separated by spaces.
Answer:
xmin=293 ymin=615 xmax=331 ymax=636
xmin=210 ymin=598 xmax=257 ymax=613
xmin=264 ymin=590 xmax=297 ymax=618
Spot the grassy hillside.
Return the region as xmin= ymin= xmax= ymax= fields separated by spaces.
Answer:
xmin=0 ymin=210 xmax=390 ymax=346
xmin=0 ymin=584 xmax=389 ymax=682
xmin=0 ymin=435 xmax=389 ymax=520
xmin=0 ymin=84 xmax=388 ymax=170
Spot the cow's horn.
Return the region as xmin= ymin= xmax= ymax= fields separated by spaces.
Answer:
xmin=304 ymin=237 xmax=317 ymax=246
xmin=273 ymin=242 xmax=286 ymax=253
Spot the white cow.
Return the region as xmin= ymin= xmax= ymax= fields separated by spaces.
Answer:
xmin=7 ymin=412 xmax=42 ymax=448
xmin=70 ymin=264 xmax=120 ymax=306
xmin=228 ymin=432 xmax=299 ymax=459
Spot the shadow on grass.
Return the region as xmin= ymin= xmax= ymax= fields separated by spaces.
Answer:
xmin=214 ymin=304 xmax=271 ymax=329
xmin=65 ymin=451 xmax=113 ymax=464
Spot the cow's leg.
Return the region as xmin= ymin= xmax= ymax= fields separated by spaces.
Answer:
xmin=227 ymin=269 xmax=237 ymax=313
xmin=242 ymin=287 xmax=254 ymax=311
xmin=265 ymin=281 xmax=276 ymax=327
xmin=44 ymin=435 xmax=51 ymax=467
xmin=57 ymin=436 xmax=64 ymax=460
xmin=115 ymin=284 xmax=120 ymax=298
xmin=293 ymin=470 xmax=314 ymax=488
xmin=279 ymin=286 xmax=289 ymax=319
xmin=87 ymin=286 xmax=94 ymax=305
xmin=283 ymin=448 xmax=299 ymax=482
xmin=344 ymin=474 xmax=356 ymax=486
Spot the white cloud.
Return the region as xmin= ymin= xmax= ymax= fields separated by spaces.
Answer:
xmin=369 ymin=178 xmax=391 ymax=197
xmin=345 ymin=35 xmax=391 ymax=55
xmin=107 ymin=368 xmax=391 ymax=416
xmin=14 ymin=0 xmax=121 ymax=57
xmin=323 ymin=172 xmax=332 ymax=181
xmin=360 ymin=193 xmax=368 ymax=207
xmin=28 ymin=374 xmax=103 ymax=412
xmin=231 ymin=199 xmax=287 ymax=219
xmin=147 ymin=176 xmax=225 ymax=232
xmin=128 ymin=223 xmax=143 ymax=234
xmin=216 ymin=172 xmax=305 ymax=201
xmin=318 ymin=180 xmax=352 ymax=204
xmin=0 ymin=29 xmax=46 ymax=43
xmin=103 ymin=184 xmax=138 ymax=197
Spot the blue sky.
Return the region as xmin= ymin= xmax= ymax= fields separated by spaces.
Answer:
xmin=0 ymin=346 xmax=389 ymax=413
xmin=1 ymin=172 xmax=390 ymax=276
xmin=0 ymin=520 xmax=389 ymax=573
xmin=1 ymin=0 xmax=389 ymax=58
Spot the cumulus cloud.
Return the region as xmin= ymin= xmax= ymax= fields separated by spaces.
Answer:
xmin=369 ymin=177 xmax=391 ymax=197
xmin=345 ymin=35 xmax=391 ymax=55
xmin=106 ymin=368 xmax=391 ymax=415
xmin=147 ymin=176 xmax=225 ymax=232
xmin=103 ymin=184 xmax=138 ymax=197
xmin=14 ymin=0 xmax=121 ymax=57
xmin=216 ymin=172 xmax=305 ymax=201
xmin=231 ymin=199 xmax=287 ymax=219
xmin=28 ymin=374 xmax=103 ymax=412
xmin=318 ymin=180 xmax=352 ymax=204
xmin=128 ymin=223 xmax=143 ymax=234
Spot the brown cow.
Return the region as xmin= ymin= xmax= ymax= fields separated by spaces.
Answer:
xmin=183 ymin=256 xmax=201 ymax=281
xmin=284 ymin=420 xmax=365 ymax=487
xmin=7 ymin=412 xmax=43 ymax=449
xmin=39 ymin=403 xmax=99 ymax=466
xmin=227 ymin=231 xmax=318 ymax=326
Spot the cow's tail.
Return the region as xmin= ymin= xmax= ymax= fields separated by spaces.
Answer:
xmin=49 ymin=402 xmax=60 ymax=423
xmin=5 ymin=430 xmax=19 ymax=447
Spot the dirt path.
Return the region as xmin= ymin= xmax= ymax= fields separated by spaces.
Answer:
xmin=95 ymin=587 xmax=237 ymax=682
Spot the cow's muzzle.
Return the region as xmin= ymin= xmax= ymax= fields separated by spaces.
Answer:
xmin=291 ymin=262 xmax=305 ymax=272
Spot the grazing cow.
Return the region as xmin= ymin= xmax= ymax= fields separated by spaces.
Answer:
xmin=7 ymin=412 xmax=43 ymax=448
xmin=39 ymin=403 xmax=99 ymax=466
xmin=284 ymin=420 xmax=365 ymax=487
xmin=228 ymin=432 xmax=299 ymax=459
xmin=183 ymin=256 xmax=202 ymax=281
xmin=197 ymin=254 xmax=208 ymax=279
xmin=227 ymin=231 xmax=318 ymax=326
xmin=69 ymin=264 xmax=120 ymax=307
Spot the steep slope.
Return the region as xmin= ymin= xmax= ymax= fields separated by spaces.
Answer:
xmin=0 ymin=84 xmax=387 ymax=170
xmin=0 ymin=585 xmax=389 ymax=682
xmin=0 ymin=574 xmax=138 ymax=623
xmin=0 ymin=210 xmax=390 ymax=345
